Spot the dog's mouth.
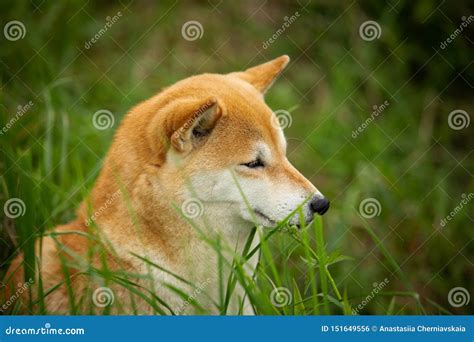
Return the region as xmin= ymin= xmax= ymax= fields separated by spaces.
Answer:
xmin=252 ymin=209 xmax=314 ymax=229
xmin=253 ymin=209 xmax=277 ymax=226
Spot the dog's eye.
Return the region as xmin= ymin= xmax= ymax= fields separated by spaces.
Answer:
xmin=241 ymin=158 xmax=265 ymax=169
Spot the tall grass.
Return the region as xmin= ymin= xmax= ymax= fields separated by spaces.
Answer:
xmin=0 ymin=160 xmax=449 ymax=315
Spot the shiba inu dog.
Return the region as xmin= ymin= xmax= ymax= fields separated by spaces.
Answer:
xmin=5 ymin=55 xmax=329 ymax=314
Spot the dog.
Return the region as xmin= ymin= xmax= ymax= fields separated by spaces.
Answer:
xmin=4 ymin=55 xmax=329 ymax=315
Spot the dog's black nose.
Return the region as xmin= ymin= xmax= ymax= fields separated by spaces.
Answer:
xmin=310 ymin=196 xmax=330 ymax=215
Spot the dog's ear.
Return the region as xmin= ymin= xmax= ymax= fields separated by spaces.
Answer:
xmin=230 ymin=55 xmax=290 ymax=94
xmin=167 ymin=97 xmax=222 ymax=153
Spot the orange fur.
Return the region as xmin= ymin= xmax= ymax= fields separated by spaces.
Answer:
xmin=4 ymin=55 xmax=320 ymax=314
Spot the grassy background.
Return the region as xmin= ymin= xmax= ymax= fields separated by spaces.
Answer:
xmin=1 ymin=0 xmax=473 ymax=314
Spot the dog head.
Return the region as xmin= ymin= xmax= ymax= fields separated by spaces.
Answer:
xmin=146 ymin=55 xmax=329 ymax=228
